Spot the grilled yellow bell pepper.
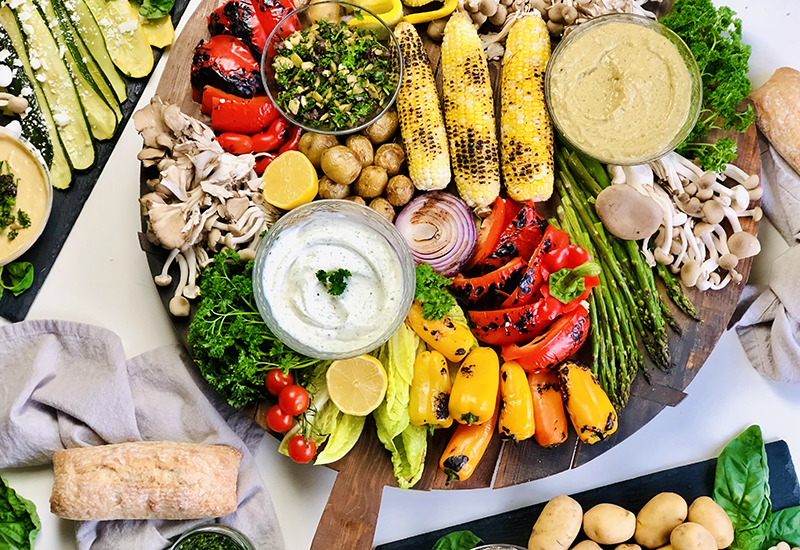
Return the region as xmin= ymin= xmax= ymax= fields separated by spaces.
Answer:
xmin=348 ymin=0 xmax=403 ymax=32
xmin=557 ymin=361 xmax=618 ymax=444
xmin=402 ymin=0 xmax=457 ymax=25
xmin=406 ymin=301 xmax=475 ymax=363
xmin=440 ymin=395 xmax=499 ymax=483
xmin=498 ymin=361 xmax=535 ymax=442
xmin=409 ymin=350 xmax=453 ymax=428
xmin=450 ymin=347 xmax=499 ymax=425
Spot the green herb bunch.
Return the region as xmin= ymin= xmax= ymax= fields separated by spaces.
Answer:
xmin=414 ymin=263 xmax=455 ymax=320
xmin=661 ymin=0 xmax=756 ymax=172
xmin=0 ymin=160 xmax=31 ymax=241
xmin=188 ymin=250 xmax=325 ymax=408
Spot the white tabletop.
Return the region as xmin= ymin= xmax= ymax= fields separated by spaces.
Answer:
xmin=2 ymin=2 xmax=800 ymax=549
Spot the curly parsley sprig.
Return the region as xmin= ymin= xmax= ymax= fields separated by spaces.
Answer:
xmin=414 ymin=263 xmax=456 ymax=321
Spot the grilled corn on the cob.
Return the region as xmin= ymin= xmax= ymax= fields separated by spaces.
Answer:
xmin=500 ymin=14 xmax=554 ymax=202
xmin=441 ymin=12 xmax=500 ymax=209
xmin=394 ymin=22 xmax=451 ymax=191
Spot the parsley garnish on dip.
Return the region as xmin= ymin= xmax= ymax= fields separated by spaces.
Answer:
xmin=272 ymin=19 xmax=396 ymax=130
xmin=316 ymin=268 xmax=352 ymax=296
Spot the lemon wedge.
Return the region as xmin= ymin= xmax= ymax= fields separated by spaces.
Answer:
xmin=261 ymin=150 xmax=318 ymax=210
xmin=326 ymin=355 xmax=388 ymax=416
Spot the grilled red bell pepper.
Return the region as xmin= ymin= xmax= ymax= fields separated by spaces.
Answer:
xmin=463 ymin=197 xmax=513 ymax=272
xmin=540 ymin=244 xmax=601 ymax=310
xmin=501 ymin=305 xmax=590 ymax=373
xmin=482 ymin=202 xmax=547 ymax=270
xmin=469 ymin=296 xmax=563 ymax=346
xmin=191 ymin=35 xmax=263 ymax=101
xmin=451 ymin=257 xmax=526 ymax=309
xmin=252 ymin=117 xmax=291 ymax=151
xmin=501 ymin=225 xmax=570 ymax=309
xmin=208 ymin=0 xmax=268 ymax=59
xmin=278 ymin=125 xmax=303 ymax=153
xmin=211 ymin=95 xmax=280 ymax=134
xmin=255 ymin=153 xmax=277 ymax=175
xmin=251 ymin=0 xmax=300 ymax=46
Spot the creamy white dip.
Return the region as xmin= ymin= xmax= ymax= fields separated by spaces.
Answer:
xmin=261 ymin=217 xmax=404 ymax=354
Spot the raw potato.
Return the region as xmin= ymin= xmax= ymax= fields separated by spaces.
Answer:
xmin=616 ymin=545 xmax=642 ymax=550
xmin=306 ymin=0 xmax=340 ymax=23
xmin=635 ymin=492 xmax=688 ymax=549
xmin=583 ymin=503 xmax=636 ymax=545
xmin=656 ymin=546 xmax=674 ymax=550
xmin=374 ymin=143 xmax=406 ymax=176
xmin=346 ymin=134 xmax=374 ymax=167
xmin=364 ymin=109 xmax=398 ymax=144
xmin=318 ymin=176 xmax=350 ymax=200
xmin=370 ymin=197 xmax=395 ymax=222
xmin=528 ymin=494 xmax=583 ymax=550
xmin=386 ymin=175 xmax=415 ymax=206
xmin=687 ymin=497 xmax=734 ymax=549
xmin=354 ymin=166 xmax=389 ymax=199
xmin=572 ymin=542 xmax=602 ymax=550
xmin=345 ymin=196 xmax=366 ymax=205
xmin=299 ymin=132 xmax=339 ymax=168
xmin=670 ymin=523 xmax=716 ymax=550
xmin=321 ymin=146 xmax=362 ymax=185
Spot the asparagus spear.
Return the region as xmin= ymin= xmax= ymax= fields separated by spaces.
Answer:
xmin=656 ymin=263 xmax=700 ymax=320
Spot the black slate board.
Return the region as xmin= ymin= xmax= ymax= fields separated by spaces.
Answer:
xmin=0 ymin=0 xmax=191 ymax=322
xmin=377 ymin=440 xmax=800 ymax=550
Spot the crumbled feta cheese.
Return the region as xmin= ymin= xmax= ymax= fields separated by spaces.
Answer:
xmin=0 ymin=65 xmax=12 ymax=87
xmin=0 ymin=50 xmax=10 ymax=63
xmin=3 ymin=120 xmax=23 ymax=140
xmin=53 ymin=113 xmax=72 ymax=127
xmin=35 ymin=73 xmax=46 ymax=83
xmin=13 ymin=59 xmax=23 ymax=68
xmin=29 ymin=56 xmax=41 ymax=70
xmin=59 ymin=46 xmax=67 ymax=59
xmin=8 ymin=0 xmax=24 ymax=10
xmin=20 ymin=86 xmax=32 ymax=97
xmin=98 ymin=17 xmax=111 ymax=27
xmin=17 ymin=8 xmax=31 ymax=22
xmin=118 ymin=20 xmax=139 ymax=34
xmin=40 ymin=58 xmax=49 ymax=71
xmin=22 ymin=23 xmax=34 ymax=36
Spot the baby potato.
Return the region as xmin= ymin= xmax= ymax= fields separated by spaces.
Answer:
xmin=687 ymin=497 xmax=734 ymax=549
xmin=306 ymin=0 xmax=340 ymax=23
xmin=369 ymin=197 xmax=395 ymax=222
xmin=386 ymin=174 xmax=415 ymax=206
xmin=635 ymin=493 xmax=688 ymax=549
xmin=354 ymin=165 xmax=389 ymax=199
xmin=670 ymin=523 xmax=716 ymax=550
xmin=299 ymin=132 xmax=339 ymax=168
xmin=374 ymin=143 xmax=406 ymax=176
xmin=584 ymin=503 xmax=636 ymax=546
xmin=364 ymin=109 xmax=398 ymax=144
xmin=656 ymin=546 xmax=674 ymax=550
xmin=317 ymin=176 xmax=350 ymax=200
xmin=528 ymin=495 xmax=583 ymax=550
xmin=616 ymin=545 xmax=642 ymax=550
xmin=572 ymin=542 xmax=602 ymax=550
xmin=346 ymin=135 xmax=374 ymax=167
xmin=321 ymin=145 xmax=362 ymax=185
xmin=344 ymin=196 xmax=366 ymax=205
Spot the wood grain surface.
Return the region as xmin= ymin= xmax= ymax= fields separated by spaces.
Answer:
xmin=141 ymin=0 xmax=762 ymax=548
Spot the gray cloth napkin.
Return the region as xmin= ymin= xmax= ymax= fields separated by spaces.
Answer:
xmin=736 ymin=140 xmax=800 ymax=383
xmin=0 ymin=319 xmax=285 ymax=550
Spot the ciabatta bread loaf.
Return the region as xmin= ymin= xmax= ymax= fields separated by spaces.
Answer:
xmin=750 ymin=67 xmax=800 ymax=175
xmin=50 ymin=441 xmax=242 ymax=520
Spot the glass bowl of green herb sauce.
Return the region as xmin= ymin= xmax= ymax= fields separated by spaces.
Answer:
xmin=261 ymin=0 xmax=403 ymax=135
xmin=170 ymin=524 xmax=255 ymax=550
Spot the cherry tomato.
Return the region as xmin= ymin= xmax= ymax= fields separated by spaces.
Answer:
xmin=266 ymin=405 xmax=293 ymax=433
xmin=265 ymin=369 xmax=294 ymax=396
xmin=279 ymin=385 xmax=309 ymax=416
xmin=216 ymin=132 xmax=253 ymax=154
xmin=287 ymin=435 xmax=316 ymax=464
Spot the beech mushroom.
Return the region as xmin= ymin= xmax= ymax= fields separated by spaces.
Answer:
xmin=155 ymin=249 xmax=180 ymax=286
xmin=595 ymin=185 xmax=662 ymax=240
xmin=169 ymin=253 xmax=191 ymax=317
xmin=728 ymin=232 xmax=761 ymax=259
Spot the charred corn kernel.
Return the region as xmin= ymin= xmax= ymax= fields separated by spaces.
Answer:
xmin=450 ymin=347 xmax=500 ymax=425
xmin=498 ymin=361 xmax=535 ymax=442
xmin=500 ymin=14 xmax=554 ymax=202
xmin=402 ymin=0 xmax=457 ymax=24
xmin=440 ymin=396 xmax=499 ymax=483
xmin=393 ymin=22 xmax=451 ymax=191
xmin=409 ymin=350 xmax=453 ymax=428
xmin=406 ymin=301 xmax=476 ymax=362
xmin=441 ymin=12 xmax=500 ymax=209
xmin=557 ymin=361 xmax=617 ymax=444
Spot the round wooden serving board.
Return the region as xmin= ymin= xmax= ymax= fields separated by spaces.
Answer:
xmin=140 ymin=1 xmax=761 ymax=548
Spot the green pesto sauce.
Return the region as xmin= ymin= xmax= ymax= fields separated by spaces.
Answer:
xmin=178 ymin=532 xmax=242 ymax=550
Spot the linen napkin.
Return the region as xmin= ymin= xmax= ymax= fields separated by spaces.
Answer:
xmin=735 ymin=140 xmax=800 ymax=383
xmin=0 ymin=319 xmax=285 ymax=550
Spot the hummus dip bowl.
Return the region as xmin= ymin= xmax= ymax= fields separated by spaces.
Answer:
xmin=545 ymin=13 xmax=702 ymax=165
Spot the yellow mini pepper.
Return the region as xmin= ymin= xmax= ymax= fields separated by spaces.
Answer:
xmin=409 ymin=350 xmax=453 ymax=428
xmin=402 ymin=0 xmax=457 ymax=25
xmin=439 ymin=396 xmax=499 ymax=483
xmin=498 ymin=361 xmax=535 ymax=442
xmin=557 ymin=361 xmax=618 ymax=444
xmin=449 ymin=347 xmax=499 ymax=425
xmin=406 ymin=301 xmax=475 ymax=363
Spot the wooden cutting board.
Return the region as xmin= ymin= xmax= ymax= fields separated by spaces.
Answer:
xmin=142 ymin=0 xmax=762 ymax=548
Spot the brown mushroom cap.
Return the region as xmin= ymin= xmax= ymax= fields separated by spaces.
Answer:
xmin=702 ymin=200 xmax=725 ymax=224
xmin=681 ymin=260 xmax=702 ymax=287
xmin=595 ymin=185 xmax=662 ymax=240
xmin=728 ymin=231 xmax=761 ymax=259
xmin=718 ymin=253 xmax=739 ymax=271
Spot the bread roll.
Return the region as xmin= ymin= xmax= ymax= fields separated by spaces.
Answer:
xmin=50 ymin=441 xmax=242 ymax=520
xmin=750 ymin=67 xmax=800 ymax=175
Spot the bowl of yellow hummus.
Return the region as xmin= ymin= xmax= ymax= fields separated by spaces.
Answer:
xmin=545 ymin=13 xmax=702 ymax=165
xmin=0 ymin=129 xmax=53 ymax=266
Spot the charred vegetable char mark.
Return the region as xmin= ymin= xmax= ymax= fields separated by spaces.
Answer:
xmin=191 ymin=35 xmax=263 ymax=98
xmin=208 ymin=0 xmax=267 ymax=59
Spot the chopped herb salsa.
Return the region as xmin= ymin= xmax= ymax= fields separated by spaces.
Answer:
xmin=177 ymin=532 xmax=243 ymax=550
xmin=0 ymin=160 xmax=31 ymax=242
xmin=272 ymin=19 xmax=396 ymax=130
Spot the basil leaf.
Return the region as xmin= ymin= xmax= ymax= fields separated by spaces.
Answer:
xmin=431 ymin=530 xmax=483 ymax=550
xmin=0 ymin=262 xmax=34 ymax=297
xmin=0 ymin=476 xmax=41 ymax=550
xmin=768 ymin=506 xmax=800 ymax=547
xmin=732 ymin=511 xmax=771 ymax=550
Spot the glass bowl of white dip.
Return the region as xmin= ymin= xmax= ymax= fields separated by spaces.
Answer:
xmin=253 ymin=199 xmax=415 ymax=359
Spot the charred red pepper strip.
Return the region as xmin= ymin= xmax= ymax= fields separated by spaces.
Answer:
xmin=252 ymin=0 xmax=300 ymax=52
xmin=452 ymin=257 xmax=526 ymax=309
xmin=252 ymin=117 xmax=290 ymax=151
xmin=463 ymin=197 xmax=512 ymax=272
xmin=217 ymin=132 xmax=254 ymax=154
xmin=501 ymin=225 xmax=570 ymax=309
xmin=211 ymin=95 xmax=280 ymax=134
xmin=469 ymin=296 xmax=563 ymax=346
xmin=255 ymin=153 xmax=277 ymax=175
xmin=201 ymin=86 xmax=239 ymax=115
xmin=278 ymin=125 xmax=303 ymax=153
xmin=208 ymin=0 xmax=268 ymax=59
xmin=482 ymin=202 xmax=547 ymax=270
xmin=191 ymin=35 xmax=263 ymax=99
xmin=501 ymin=305 xmax=590 ymax=373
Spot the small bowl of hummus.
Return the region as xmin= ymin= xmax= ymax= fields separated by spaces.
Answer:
xmin=545 ymin=13 xmax=702 ymax=165
xmin=252 ymin=199 xmax=415 ymax=360
xmin=0 ymin=129 xmax=53 ymax=266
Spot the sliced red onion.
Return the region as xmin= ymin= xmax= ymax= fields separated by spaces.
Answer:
xmin=395 ymin=192 xmax=477 ymax=277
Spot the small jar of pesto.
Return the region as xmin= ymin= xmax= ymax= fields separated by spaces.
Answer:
xmin=170 ymin=525 xmax=255 ymax=550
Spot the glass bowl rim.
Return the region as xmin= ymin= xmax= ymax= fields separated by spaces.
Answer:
xmin=260 ymin=0 xmax=404 ymax=136
xmin=544 ymin=12 xmax=703 ymax=166
xmin=169 ymin=523 xmax=255 ymax=550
